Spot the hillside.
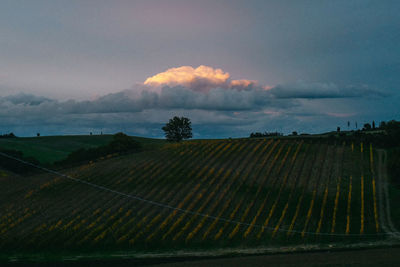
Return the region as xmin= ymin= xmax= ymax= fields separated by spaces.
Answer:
xmin=1 ymin=137 xmax=397 ymax=259
xmin=0 ymin=135 xmax=165 ymax=164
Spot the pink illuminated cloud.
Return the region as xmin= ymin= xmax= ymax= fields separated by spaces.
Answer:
xmin=143 ymin=65 xmax=261 ymax=93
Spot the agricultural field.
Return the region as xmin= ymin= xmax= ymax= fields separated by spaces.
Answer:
xmin=0 ymin=137 xmax=398 ymax=260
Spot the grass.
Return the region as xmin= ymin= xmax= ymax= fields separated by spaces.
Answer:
xmin=0 ymin=135 xmax=165 ymax=164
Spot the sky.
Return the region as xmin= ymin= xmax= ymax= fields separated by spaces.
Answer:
xmin=0 ymin=0 xmax=399 ymax=138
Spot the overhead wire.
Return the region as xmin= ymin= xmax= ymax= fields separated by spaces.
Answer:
xmin=1 ymin=151 xmax=398 ymax=237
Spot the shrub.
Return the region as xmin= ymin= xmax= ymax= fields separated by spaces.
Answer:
xmin=0 ymin=133 xmax=16 ymax=138
xmin=250 ymin=132 xmax=283 ymax=138
xmin=0 ymin=148 xmax=40 ymax=174
xmin=58 ymin=133 xmax=141 ymax=166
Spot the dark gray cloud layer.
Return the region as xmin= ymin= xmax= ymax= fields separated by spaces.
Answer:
xmin=0 ymin=82 xmax=385 ymax=116
xmin=269 ymin=82 xmax=388 ymax=99
xmin=0 ymin=82 xmax=392 ymax=138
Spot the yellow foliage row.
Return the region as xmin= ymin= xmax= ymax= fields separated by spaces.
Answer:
xmin=117 ymin=217 xmax=137 ymax=243
xmin=370 ymin=143 xmax=379 ymax=232
xmin=216 ymin=140 xmax=279 ymax=240
xmin=271 ymin=142 xmax=305 ymax=238
xmin=216 ymin=143 xmax=261 ymax=249
xmin=127 ymin=185 xmax=180 ymax=244
xmin=128 ymin=213 xmax=162 ymax=244
xmin=124 ymin=143 xmax=209 ymax=242
xmin=257 ymin=145 xmax=293 ymax=239
xmin=346 ymin=176 xmax=352 ymax=235
xmin=372 ymin=179 xmax=379 ymax=232
xmin=271 ymin=203 xmax=289 ymax=237
xmin=39 ymin=177 xmax=61 ymax=190
xmin=202 ymin=158 xmax=257 ymax=241
xmin=301 ymin=189 xmax=317 ymax=238
xmin=287 ymin=145 xmax=333 ymax=237
xmin=316 ymin=186 xmax=329 ymax=234
xmin=80 ymin=206 xmax=127 ymax=244
xmin=146 ymin=141 xmax=231 ymax=242
xmin=331 ymin=177 xmax=341 ymax=233
xmin=128 ymin=216 xmax=149 ymax=244
xmin=63 ymin=215 xmax=81 ymax=230
xmin=94 ymin=229 xmax=108 ymax=242
xmin=360 ymin=175 xmax=364 ymax=234
xmin=129 ymin=183 xmax=182 ymax=244
xmin=163 ymin=167 xmax=219 ymax=240
xmin=240 ymin=141 xmax=283 ymax=238
xmin=239 ymin=142 xmax=287 ymax=239
xmin=24 ymin=190 xmax=34 ymax=199
xmin=1 ymin=208 xmax=35 ymax=235
xmin=34 ymin=223 xmax=47 ymax=233
xmin=185 ymin=166 xmax=239 ymax=242
xmin=73 ymin=219 xmax=87 ymax=231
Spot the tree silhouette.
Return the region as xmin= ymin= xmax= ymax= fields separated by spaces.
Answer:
xmin=162 ymin=116 xmax=193 ymax=142
xmin=363 ymin=123 xmax=372 ymax=131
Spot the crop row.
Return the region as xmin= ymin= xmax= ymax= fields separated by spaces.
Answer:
xmin=0 ymin=139 xmax=383 ymax=250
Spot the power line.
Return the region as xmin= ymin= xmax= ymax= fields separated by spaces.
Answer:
xmin=0 ymin=151 xmax=397 ymax=237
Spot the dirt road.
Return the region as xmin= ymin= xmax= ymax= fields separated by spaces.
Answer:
xmin=149 ymin=247 xmax=400 ymax=267
xmin=377 ymin=150 xmax=400 ymax=239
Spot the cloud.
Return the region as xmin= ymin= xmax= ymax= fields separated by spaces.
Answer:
xmin=144 ymin=65 xmax=259 ymax=93
xmin=268 ymin=81 xmax=387 ymax=99
xmin=3 ymin=93 xmax=53 ymax=106
xmin=0 ymin=77 xmax=386 ymax=121
xmin=143 ymin=66 xmax=387 ymax=100
xmin=158 ymin=86 xmax=294 ymax=111
xmin=0 ymin=65 xmax=392 ymax=138
xmin=0 ymin=88 xmax=393 ymax=138
xmin=0 ymin=87 xmax=290 ymax=121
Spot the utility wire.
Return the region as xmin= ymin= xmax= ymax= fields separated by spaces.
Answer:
xmin=0 ymin=151 xmax=398 ymax=237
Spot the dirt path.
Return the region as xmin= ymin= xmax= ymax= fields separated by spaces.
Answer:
xmin=377 ymin=150 xmax=400 ymax=239
xmin=3 ymin=247 xmax=399 ymax=266
xmin=148 ymin=247 xmax=400 ymax=267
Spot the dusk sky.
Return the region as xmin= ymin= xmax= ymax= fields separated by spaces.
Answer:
xmin=1 ymin=0 xmax=399 ymax=138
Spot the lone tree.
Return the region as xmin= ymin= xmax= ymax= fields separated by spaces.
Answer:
xmin=162 ymin=116 xmax=192 ymax=142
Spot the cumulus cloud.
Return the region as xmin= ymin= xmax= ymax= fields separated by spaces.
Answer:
xmin=144 ymin=65 xmax=260 ymax=92
xmin=143 ymin=65 xmax=386 ymax=99
xmin=0 ymin=65 xmax=391 ymax=138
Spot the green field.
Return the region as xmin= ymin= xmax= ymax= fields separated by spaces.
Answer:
xmin=1 ymin=136 xmax=398 ymax=262
xmin=0 ymin=135 xmax=165 ymax=164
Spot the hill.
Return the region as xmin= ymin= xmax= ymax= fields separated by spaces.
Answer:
xmin=0 ymin=135 xmax=165 ymax=164
xmin=1 ymin=136 xmax=398 ymax=261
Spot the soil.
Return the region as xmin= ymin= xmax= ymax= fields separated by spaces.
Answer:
xmin=149 ymin=247 xmax=400 ymax=267
xmin=3 ymin=247 xmax=399 ymax=266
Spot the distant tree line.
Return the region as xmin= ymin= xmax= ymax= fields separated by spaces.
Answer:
xmin=0 ymin=133 xmax=16 ymax=138
xmin=349 ymin=120 xmax=400 ymax=146
xmin=249 ymin=132 xmax=283 ymax=138
xmin=335 ymin=120 xmax=400 ymax=187
xmin=57 ymin=132 xmax=142 ymax=166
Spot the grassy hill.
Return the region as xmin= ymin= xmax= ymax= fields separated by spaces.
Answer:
xmin=0 ymin=135 xmax=165 ymax=164
xmin=1 ymin=136 xmax=397 ymax=260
